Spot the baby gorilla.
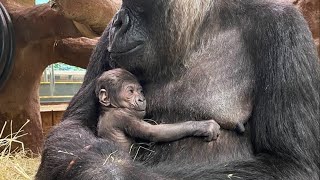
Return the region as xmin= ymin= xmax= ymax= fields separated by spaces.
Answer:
xmin=96 ymin=68 xmax=220 ymax=151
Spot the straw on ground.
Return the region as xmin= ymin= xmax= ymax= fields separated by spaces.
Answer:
xmin=0 ymin=120 xmax=40 ymax=180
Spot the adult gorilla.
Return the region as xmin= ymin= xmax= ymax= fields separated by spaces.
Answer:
xmin=37 ymin=0 xmax=320 ymax=179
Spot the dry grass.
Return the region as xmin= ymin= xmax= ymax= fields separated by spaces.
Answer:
xmin=0 ymin=120 xmax=41 ymax=180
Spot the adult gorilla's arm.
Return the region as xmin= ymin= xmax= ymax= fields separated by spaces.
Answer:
xmin=36 ymin=29 xmax=163 ymax=180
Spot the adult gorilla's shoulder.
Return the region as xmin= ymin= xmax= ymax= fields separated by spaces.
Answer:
xmin=36 ymin=0 xmax=320 ymax=179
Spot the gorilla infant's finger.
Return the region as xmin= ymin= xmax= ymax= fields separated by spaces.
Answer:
xmin=204 ymin=133 xmax=214 ymax=142
xmin=235 ymin=123 xmax=245 ymax=134
xmin=203 ymin=120 xmax=220 ymax=141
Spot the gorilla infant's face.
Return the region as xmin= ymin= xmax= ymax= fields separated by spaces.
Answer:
xmin=118 ymin=82 xmax=146 ymax=114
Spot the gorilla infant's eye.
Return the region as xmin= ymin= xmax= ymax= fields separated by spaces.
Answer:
xmin=127 ymin=87 xmax=134 ymax=94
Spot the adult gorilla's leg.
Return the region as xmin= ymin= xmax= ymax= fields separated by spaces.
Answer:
xmin=36 ymin=120 xmax=164 ymax=180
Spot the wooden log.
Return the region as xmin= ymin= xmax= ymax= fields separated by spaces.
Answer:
xmin=52 ymin=0 xmax=121 ymax=35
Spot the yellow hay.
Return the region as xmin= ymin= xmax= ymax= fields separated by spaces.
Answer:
xmin=0 ymin=120 xmax=40 ymax=180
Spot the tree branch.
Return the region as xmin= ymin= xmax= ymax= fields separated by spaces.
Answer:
xmin=52 ymin=0 xmax=121 ymax=34
xmin=53 ymin=37 xmax=99 ymax=68
xmin=9 ymin=4 xmax=82 ymax=47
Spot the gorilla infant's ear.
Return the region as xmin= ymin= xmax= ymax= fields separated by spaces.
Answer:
xmin=99 ymin=89 xmax=110 ymax=107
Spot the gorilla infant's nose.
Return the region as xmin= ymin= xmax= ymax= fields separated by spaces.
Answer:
xmin=138 ymin=97 xmax=145 ymax=104
xmin=137 ymin=96 xmax=146 ymax=109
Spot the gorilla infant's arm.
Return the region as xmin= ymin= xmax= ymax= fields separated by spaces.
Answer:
xmin=98 ymin=109 xmax=220 ymax=144
xmin=129 ymin=118 xmax=220 ymax=142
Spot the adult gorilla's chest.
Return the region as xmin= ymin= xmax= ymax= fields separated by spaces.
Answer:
xmin=141 ymin=71 xmax=254 ymax=164
xmin=142 ymin=30 xmax=254 ymax=125
xmin=143 ymin=59 xmax=253 ymax=126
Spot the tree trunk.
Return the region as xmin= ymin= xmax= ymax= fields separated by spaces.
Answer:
xmin=0 ymin=41 xmax=50 ymax=153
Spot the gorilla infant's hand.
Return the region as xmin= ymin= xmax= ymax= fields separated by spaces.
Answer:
xmin=193 ymin=120 xmax=220 ymax=142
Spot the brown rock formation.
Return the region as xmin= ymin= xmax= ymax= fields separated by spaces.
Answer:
xmin=293 ymin=0 xmax=320 ymax=55
xmin=0 ymin=1 xmax=103 ymax=153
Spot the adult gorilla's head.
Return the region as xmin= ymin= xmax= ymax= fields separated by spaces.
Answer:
xmin=108 ymin=0 xmax=211 ymax=80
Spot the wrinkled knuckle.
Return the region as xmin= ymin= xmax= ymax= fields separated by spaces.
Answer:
xmin=209 ymin=123 xmax=215 ymax=129
xmin=208 ymin=120 xmax=215 ymax=123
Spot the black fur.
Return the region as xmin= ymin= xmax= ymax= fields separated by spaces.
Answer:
xmin=36 ymin=0 xmax=320 ymax=179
